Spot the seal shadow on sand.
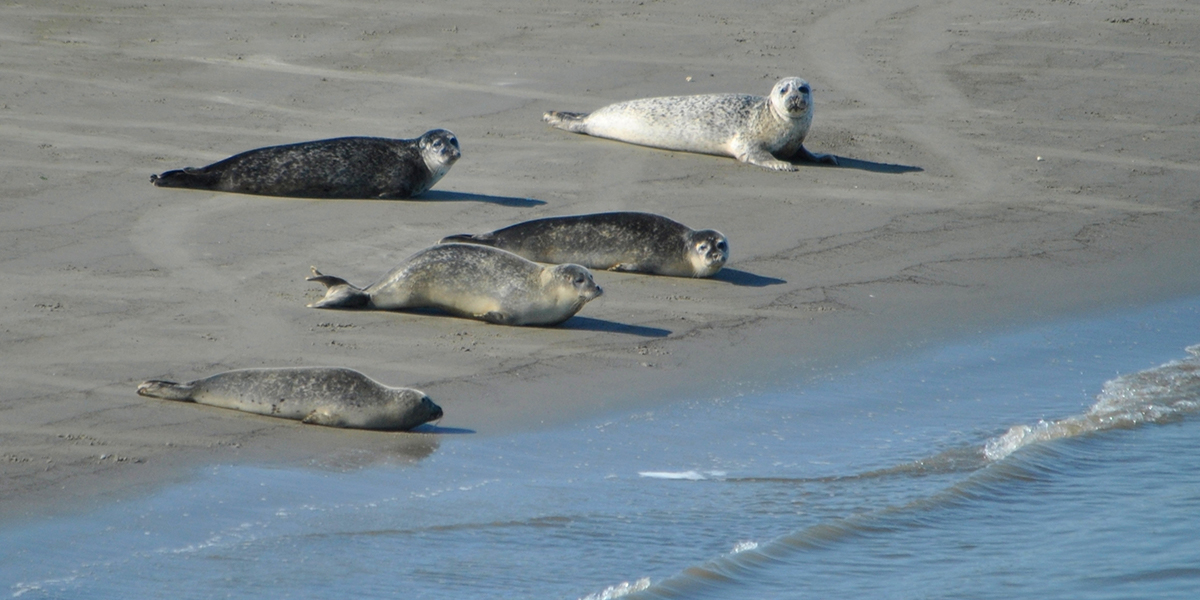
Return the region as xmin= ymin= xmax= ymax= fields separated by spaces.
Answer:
xmin=559 ymin=316 xmax=671 ymax=338
xmin=711 ymin=267 xmax=786 ymax=287
xmin=790 ymin=154 xmax=923 ymax=174
xmin=320 ymin=307 xmax=668 ymax=337
xmin=411 ymin=424 xmax=476 ymax=434
xmin=419 ymin=190 xmax=547 ymax=206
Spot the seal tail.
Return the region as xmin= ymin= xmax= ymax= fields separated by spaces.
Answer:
xmin=137 ymin=380 xmax=196 ymax=401
xmin=150 ymin=168 xmax=221 ymax=189
xmin=306 ymin=266 xmax=371 ymax=309
xmin=543 ymin=111 xmax=590 ymax=133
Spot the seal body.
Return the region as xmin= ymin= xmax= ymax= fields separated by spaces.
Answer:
xmin=544 ymin=77 xmax=835 ymax=171
xmin=440 ymin=211 xmax=728 ymax=277
xmin=137 ymin=367 xmax=442 ymax=431
xmin=150 ymin=129 xmax=460 ymax=199
xmin=307 ymin=243 xmax=603 ymax=326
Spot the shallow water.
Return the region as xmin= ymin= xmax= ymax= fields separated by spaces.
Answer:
xmin=4 ymin=297 xmax=1200 ymax=599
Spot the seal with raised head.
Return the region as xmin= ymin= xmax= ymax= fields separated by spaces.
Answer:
xmin=150 ymin=129 xmax=460 ymax=199
xmin=307 ymin=243 xmax=603 ymax=326
xmin=137 ymin=367 xmax=442 ymax=431
xmin=440 ymin=211 xmax=729 ymax=278
xmin=544 ymin=77 xmax=835 ymax=171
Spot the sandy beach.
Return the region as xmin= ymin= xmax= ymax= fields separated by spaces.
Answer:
xmin=2 ymin=0 xmax=1198 ymax=522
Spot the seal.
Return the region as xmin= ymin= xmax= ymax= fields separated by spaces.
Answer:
xmin=137 ymin=367 xmax=442 ymax=431
xmin=307 ymin=243 xmax=603 ymax=326
xmin=440 ymin=211 xmax=728 ymax=278
xmin=149 ymin=129 xmax=460 ymax=199
xmin=543 ymin=77 xmax=835 ymax=171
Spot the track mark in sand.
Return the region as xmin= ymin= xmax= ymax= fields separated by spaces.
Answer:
xmin=803 ymin=0 xmax=1003 ymax=196
xmin=128 ymin=196 xmax=294 ymax=341
xmin=172 ymin=55 xmax=586 ymax=104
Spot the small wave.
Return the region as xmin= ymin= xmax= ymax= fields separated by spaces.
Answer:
xmin=619 ymin=345 xmax=1200 ymax=600
xmin=578 ymin=577 xmax=651 ymax=600
xmin=638 ymin=470 xmax=726 ymax=481
xmin=12 ymin=575 xmax=78 ymax=598
xmin=985 ymin=345 xmax=1200 ymax=461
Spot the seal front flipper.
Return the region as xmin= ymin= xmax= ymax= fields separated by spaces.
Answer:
xmin=610 ymin=263 xmax=640 ymax=272
xmin=738 ymin=147 xmax=798 ymax=172
xmin=792 ymin=144 xmax=838 ymax=166
xmin=302 ymin=408 xmax=346 ymax=427
xmin=481 ymin=311 xmax=514 ymax=325
xmin=136 ymin=380 xmax=197 ymax=401
xmin=306 ymin=267 xmax=371 ymax=309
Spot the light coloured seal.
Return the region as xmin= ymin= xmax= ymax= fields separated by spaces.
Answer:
xmin=544 ymin=77 xmax=835 ymax=171
xmin=137 ymin=367 xmax=442 ymax=431
xmin=150 ymin=129 xmax=460 ymax=199
xmin=440 ymin=211 xmax=728 ymax=278
xmin=307 ymin=243 xmax=603 ymax=326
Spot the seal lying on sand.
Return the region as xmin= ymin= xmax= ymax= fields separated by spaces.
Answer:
xmin=441 ymin=211 xmax=728 ymax=277
xmin=307 ymin=243 xmax=603 ymax=326
xmin=544 ymin=77 xmax=835 ymax=170
xmin=137 ymin=367 xmax=442 ymax=431
xmin=150 ymin=129 xmax=460 ymax=198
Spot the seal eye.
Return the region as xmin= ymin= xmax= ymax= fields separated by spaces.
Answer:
xmin=799 ymin=85 xmax=810 ymax=94
xmin=698 ymin=243 xmax=709 ymax=252
xmin=716 ymin=241 xmax=727 ymax=251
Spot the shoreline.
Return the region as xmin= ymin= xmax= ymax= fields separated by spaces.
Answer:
xmin=3 ymin=0 xmax=1199 ymax=524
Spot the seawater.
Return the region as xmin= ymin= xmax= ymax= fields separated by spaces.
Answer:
xmin=4 ymin=297 xmax=1200 ymax=599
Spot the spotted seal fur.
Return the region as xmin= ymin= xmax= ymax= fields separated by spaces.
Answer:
xmin=544 ymin=77 xmax=834 ymax=170
xmin=441 ymin=211 xmax=728 ymax=277
xmin=150 ymin=129 xmax=460 ymax=198
xmin=307 ymin=243 xmax=602 ymax=326
xmin=137 ymin=367 xmax=442 ymax=431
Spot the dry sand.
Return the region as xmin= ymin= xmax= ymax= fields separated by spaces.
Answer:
xmin=2 ymin=0 xmax=1198 ymax=522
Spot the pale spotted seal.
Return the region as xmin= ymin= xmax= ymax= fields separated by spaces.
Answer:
xmin=544 ymin=77 xmax=835 ymax=170
xmin=150 ymin=129 xmax=460 ymax=199
xmin=307 ymin=243 xmax=603 ymax=326
xmin=137 ymin=367 xmax=442 ymax=431
xmin=440 ymin=211 xmax=728 ymax=277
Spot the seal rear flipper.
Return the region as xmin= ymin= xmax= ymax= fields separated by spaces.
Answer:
xmin=150 ymin=167 xmax=222 ymax=189
xmin=137 ymin=380 xmax=197 ymax=401
xmin=543 ymin=111 xmax=590 ymax=133
xmin=306 ymin=266 xmax=371 ymax=309
xmin=437 ymin=233 xmax=493 ymax=246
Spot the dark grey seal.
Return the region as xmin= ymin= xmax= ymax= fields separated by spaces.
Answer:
xmin=544 ymin=77 xmax=835 ymax=170
xmin=440 ymin=211 xmax=729 ymax=277
xmin=307 ymin=243 xmax=603 ymax=326
xmin=137 ymin=367 xmax=442 ymax=431
xmin=150 ymin=129 xmax=460 ymax=199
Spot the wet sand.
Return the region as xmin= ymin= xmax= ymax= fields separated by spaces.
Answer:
xmin=2 ymin=0 xmax=1198 ymax=521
